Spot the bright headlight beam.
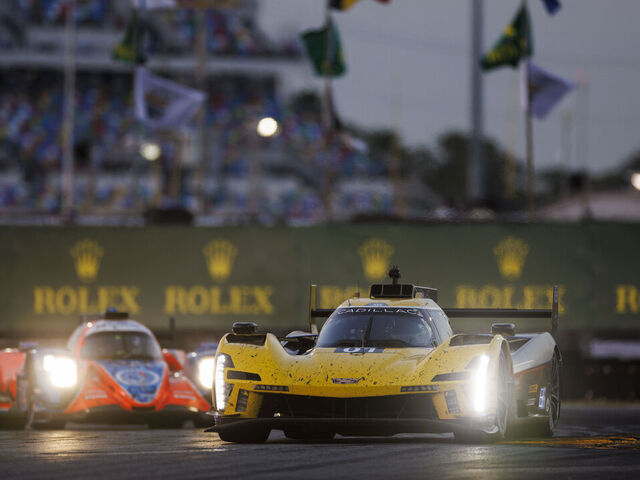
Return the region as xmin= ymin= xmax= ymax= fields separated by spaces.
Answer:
xmin=473 ymin=354 xmax=490 ymax=413
xmin=214 ymin=354 xmax=233 ymax=412
xmin=197 ymin=357 xmax=215 ymax=390
xmin=43 ymin=354 xmax=78 ymax=388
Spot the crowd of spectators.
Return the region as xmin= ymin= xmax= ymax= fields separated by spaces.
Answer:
xmin=6 ymin=0 xmax=300 ymax=57
xmin=0 ymin=69 xmax=392 ymax=221
xmin=0 ymin=0 xmax=396 ymax=222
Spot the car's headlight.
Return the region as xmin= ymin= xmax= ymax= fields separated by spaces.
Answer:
xmin=472 ymin=354 xmax=490 ymax=413
xmin=43 ymin=354 xmax=77 ymax=388
xmin=197 ymin=357 xmax=215 ymax=391
xmin=214 ymin=354 xmax=234 ymax=412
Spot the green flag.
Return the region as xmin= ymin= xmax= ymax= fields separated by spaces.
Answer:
xmin=301 ymin=20 xmax=346 ymax=77
xmin=112 ymin=15 xmax=147 ymax=64
xmin=480 ymin=4 xmax=533 ymax=71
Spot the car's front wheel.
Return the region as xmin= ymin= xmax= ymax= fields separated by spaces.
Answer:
xmin=284 ymin=428 xmax=335 ymax=441
xmin=455 ymin=349 xmax=511 ymax=443
xmin=218 ymin=427 xmax=270 ymax=443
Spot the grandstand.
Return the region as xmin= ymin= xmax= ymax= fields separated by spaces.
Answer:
xmin=0 ymin=0 xmax=401 ymax=224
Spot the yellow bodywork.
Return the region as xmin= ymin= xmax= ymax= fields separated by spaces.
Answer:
xmin=213 ymin=297 xmax=511 ymax=424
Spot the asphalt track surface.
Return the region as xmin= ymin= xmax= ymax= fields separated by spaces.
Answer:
xmin=2 ymin=405 xmax=640 ymax=479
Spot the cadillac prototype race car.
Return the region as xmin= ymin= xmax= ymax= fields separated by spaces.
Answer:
xmin=208 ymin=268 xmax=561 ymax=443
xmin=0 ymin=311 xmax=211 ymax=429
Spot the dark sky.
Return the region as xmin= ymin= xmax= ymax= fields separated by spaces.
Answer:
xmin=259 ymin=0 xmax=640 ymax=174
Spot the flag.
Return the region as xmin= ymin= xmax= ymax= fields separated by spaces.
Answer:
xmin=112 ymin=16 xmax=146 ymax=64
xmin=131 ymin=0 xmax=240 ymax=8
xmin=330 ymin=0 xmax=361 ymax=10
xmin=540 ymin=0 xmax=561 ymax=15
xmin=134 ymin=67 xmax=206 ymax=130
xmin=301 ymin=20 xmax=346 ymax=77
xmin=480 ymin=4 xmax=533 ymax=71
xmin=526 ymin=62 xmax=574 ymax=119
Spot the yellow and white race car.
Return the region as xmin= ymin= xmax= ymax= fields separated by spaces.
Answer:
xmin=207 ymin=267 xmax=561 ymax=443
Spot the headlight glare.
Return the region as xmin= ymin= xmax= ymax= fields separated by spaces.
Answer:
xmin=214 ymin=354 xmax=234 ymax=412
xmin=472 ymin=354 xmax=490 ymax=413
xmin=43 ymin=354 xmax=77 ymax=388
xmin=197 ymin=357 xmax=215 ymax=390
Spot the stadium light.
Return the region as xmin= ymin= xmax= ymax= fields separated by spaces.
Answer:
xmin=631 ymin=172 xmax=640 ymax=192
xmin=140 ymin=142 xmax=162 ymax=161
xmin=256 ymin=117 xmax=278 ymax=137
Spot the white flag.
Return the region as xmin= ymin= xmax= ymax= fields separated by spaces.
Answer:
xmin=131 ymin=0 xmax=240 ymax=9
xmin=134 ymin=67 xmax=206 ymax=130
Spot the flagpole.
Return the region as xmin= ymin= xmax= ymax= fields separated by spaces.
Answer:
xmin=195 ymin=8 xmax=207 ymax=216
xmin=522 ymin=0 xmax=535 ymax=219
xmin=322 ymin=1 xmax=334 ymax=221
xmin=61 ymin=0 xmax=76 ymax=220
xmin=469 ymin=0 xmax=484 ymax=208
xmin=524 ymin=60 xmax=535 ymax=218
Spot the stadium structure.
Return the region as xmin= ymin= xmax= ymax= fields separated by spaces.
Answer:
xmin=0 ymin=0 xmax=411 ymax=225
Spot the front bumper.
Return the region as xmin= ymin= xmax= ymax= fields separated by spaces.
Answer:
xmin=33 ymin=404 xmax=205 ymax=425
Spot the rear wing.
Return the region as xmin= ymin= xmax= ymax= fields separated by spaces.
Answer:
xmin=443 ymin=285 xmax=560 ymax=336
xmin=308 ymin=285 xmax=333 ymax=334
xmin=309 ymin=284 xmax=559 ymax=336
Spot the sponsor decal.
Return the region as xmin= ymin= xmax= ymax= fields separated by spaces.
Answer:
xmin=99 ymin=360 xmax=165 ymax=404
xmin=538 ymin=386 xmax=547 ymax=409
xmin=203 ymin=239 xmax=237 ymax=281
xmin=332 ymin=378 xmax=362 ymax=384
xmin=358 ymin=238 xmax=394 ymax=281
xmin=115 ymin=367 xmax=161 ymax=387
xmin=70 ymin=239 xmax=104 ymax=283
xmin=84 ymin=389 xmax=108 ymax=400
xmin=336 ymin=307 xmax=421 ymax=315
xmin=494 ymin=237 xmax=529 ymax=281
xmin=334 ymin=347 xmax=385 ymax=354
xmin=528 ymin=383 xmax=539 ymax=394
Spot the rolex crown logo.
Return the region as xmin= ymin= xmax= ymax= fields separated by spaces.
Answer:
xmin=358 ymin=238 xmax=394 ymax=281
xmin=494 ymin=237 xmax=529 ymax=281
xmin=203 ymin=239 xmax=237 ymax=281
xmin=70 ymin=239 xmax=104 ymax=283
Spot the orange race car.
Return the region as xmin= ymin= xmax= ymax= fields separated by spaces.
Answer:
xmin=0 ymin=311 xmax=211 ymax=429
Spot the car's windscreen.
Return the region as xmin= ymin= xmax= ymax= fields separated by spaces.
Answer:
xmin=81 ymin=331 xmax=162 ymax=360
xmin=316 ymin=308 xmax=434 ymax=348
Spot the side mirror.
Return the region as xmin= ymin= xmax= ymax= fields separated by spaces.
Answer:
xmin=232 ymin=322 xmax=258 ymax=335
xmin=162 ymin=349 xmax=185 ymax=372
xmin=491 ymin=323 xmax=516 ymax=337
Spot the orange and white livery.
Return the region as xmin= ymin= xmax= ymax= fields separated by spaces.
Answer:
xmin=0 ymin=311 xmax=211 ymax=429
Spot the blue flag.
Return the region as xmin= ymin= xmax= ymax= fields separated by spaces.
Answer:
xmin=541 ymin=0 xmax=561 ymax=15
xmin=528 ymin=62 xmax=574 ymax=119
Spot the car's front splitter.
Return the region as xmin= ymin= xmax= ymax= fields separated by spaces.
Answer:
xmin=206 ymin=416 xmax=489 ymax=437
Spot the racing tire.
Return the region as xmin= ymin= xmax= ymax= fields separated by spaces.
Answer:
xmin=31 ymin=419 xmax=67 ymax=430
xmin=455 ymin=349 xmax=511 ymax=444
xmin=0 ymin=414 xmax=29 ymax=430
xmin=284 ymin=428 xmax=335 ymax=441
xmin=218 ymin=427 xmax=270 ymax=443
xmin=193 ymin=413 xmax=216 ymax=428
xmin=148 ymin=418 xmax=185 ymax=429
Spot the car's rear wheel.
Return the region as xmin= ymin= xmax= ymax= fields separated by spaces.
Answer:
xmin=218 ymin=427 xmax=270 ymax=443
xmin=455 ymin=349 xmax=511 ymax=444
xmin=525 ymin=350 xmax=561 ymax=438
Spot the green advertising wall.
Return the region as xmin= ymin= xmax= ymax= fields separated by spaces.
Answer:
xmin=1 ymin=223 xmax=639 ymax=337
